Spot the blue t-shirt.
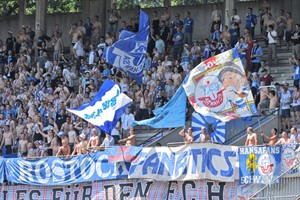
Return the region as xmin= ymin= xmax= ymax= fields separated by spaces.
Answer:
xmin=294 ymin=65 xmax=300 ymax=80
xmin=184 ymin=18 xmax=194 ymax=33
xmin=212 ymin=30 xmax=221 ymax=41
xmin=251 ymin=46 xmax=263 ymax=63
xmin=245 ymin=14 xmax=257 ymax=29
xmin=173 ymin=32 xmax=184 ymax=46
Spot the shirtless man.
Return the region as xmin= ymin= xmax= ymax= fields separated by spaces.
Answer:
xmin=286 ymin=12 xmax=295 ymax=51
xmin=172 ymin=67 xmax=182 ymax=87
xmin=200 ymin=127 xmax=211 ymax=142
xmin=69 ymin=23 xmax=81 ymax=47
xmin=60 ymin=116 xmax=71 ymax=134
xmin=26 ymin=117 xmax=35 ymax=135
xmin=245 ymin=127 xmax=258 ymax=146
xmin=261 ymin=128 xmax=278 ymax=146
xmin=16 ymin=118 xmax=25 ymax=138
xmin=87 ymin=128 xmax=99 ymax=151
xmin=179 ymin=126 xmax=194 ymax=144
xmin=92 ymin=15 xmax=102 ymax=44
xmin=119 ymin=128 xmax=136 ymax=146
xmin=56 ymin=139 xmax=70 ymax=157
xmin=78 ymin=134 xmax=88 ymax=155
xmin=18 ymin=133 xmax=28 ymax=156
xmin=1 ymin=125 xmax=14 ymax=154
xmin=275 ymin=131 xmax=290 ymax=146
xmin=52 ymin=31 xmax=64 ymax=61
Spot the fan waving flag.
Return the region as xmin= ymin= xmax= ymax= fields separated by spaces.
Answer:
xmin=183 ymin=48 xmax=257 ymax=122
xmin=68 ymin=79 xmax=132 ymax=134
xmin=103 ymin=9 xmax=149 ymax=83
xmin=191 ymin=112 xmax=226 ymax=143
xmin=132 ymin=86 xmax=186 ymax=128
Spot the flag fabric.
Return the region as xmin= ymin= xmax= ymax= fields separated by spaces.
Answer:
xmin=103 ymin=10 xmax=149 ymax=83
xmin=132 ymin=86 xmax=186 ymax=128
xmin=68 ymin=79 xmax=132 ymax=134
xmin=183 ymin=48 xmax=257 ymax=122
xmin=191 ymin=112 xmax=226 ymax=143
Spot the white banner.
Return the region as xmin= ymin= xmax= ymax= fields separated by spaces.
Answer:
xmin=128 ymin=143 xmax=238 ymax=182
xmin=0 ymin=179 xmax=257 ymax=200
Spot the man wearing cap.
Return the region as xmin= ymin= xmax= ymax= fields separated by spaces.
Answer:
xmin=34 ymin=140 xmax=46 ymax=157
xmin=259 ymin=69 xmax=273 ymax=86
xmin=6 ymin=31 xmax=16 ymax=53
xmin=78 ymin=133 xmax=87 ymax=155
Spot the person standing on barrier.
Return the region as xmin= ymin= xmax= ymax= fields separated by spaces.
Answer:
xmin=275 ymin=131 xmax=290 ymax=146
xmin=260 ymin=128 xmax=278 ymax=145
xmin=245 ymin=127 xmax=257 ymax=146
xmin=179 ymin=126 xmax=194 ymax=144
xmin=119 ymin=128 xmax=136 ymax=146
xmin=200 ymin=127 xmax=211 ymax=142
xmin=290 ymin=127 xmax=300 ymax=144
xmin=56 ymin=139 xmax=70 ymax=157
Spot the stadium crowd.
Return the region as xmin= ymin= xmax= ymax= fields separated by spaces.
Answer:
xmin=0 ymin=1 xmax=299 ymax=158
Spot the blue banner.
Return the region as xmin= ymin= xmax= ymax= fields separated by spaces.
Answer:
xmin=129 ymin=143 xmax=238 ymax=182
xmin=68 ymin=79 xmax=132 ymax=134
xmin=133 ymin=86 xmax=186 ymax=128
xmin=5 ymin=146 xmax=142 ymax=185
xmin=103 ymin=10 xmax=149 ymax=83
xmin=239 ymin=146 xmax=282 ymax=184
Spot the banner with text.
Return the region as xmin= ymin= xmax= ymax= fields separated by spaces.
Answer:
xmin=129 ymin=143 xmax=238 ymax=182
xmin=5 ymin=146 xmax=141 ymax=185
xmin=0 ymin=179 xmax=258 ymax=200
xmin=239 ymin=146 xmax=282 ymax=184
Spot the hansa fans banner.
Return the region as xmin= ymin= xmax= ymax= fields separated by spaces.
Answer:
xmin=183 ymin=48 xmax=257 ymax=122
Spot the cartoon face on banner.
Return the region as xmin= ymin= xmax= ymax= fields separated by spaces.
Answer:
xmin=183 ymin=49 xmax=257 ymax=122
xmin=257 ymin=154 xmax=276 ymax=176
xmin=281 ymin=146 xmax=297 ymax=174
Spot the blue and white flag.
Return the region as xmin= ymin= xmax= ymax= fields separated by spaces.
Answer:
xmin=103 ymin=10 xmax=149 ymax=83
xmin=183 ymin=48 xmax=257 ymax=122
xmin=68 ymin=79 xmax=132 ymax=134
xmin=133 ymin=86 xmax=186 ymax=128
xmin=191 ymin=112 xmax=226 ymax=143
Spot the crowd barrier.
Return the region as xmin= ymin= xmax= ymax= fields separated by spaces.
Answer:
xmin=0 ymin=143 xmax=299 ymax=186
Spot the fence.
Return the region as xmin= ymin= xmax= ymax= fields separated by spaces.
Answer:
xmin=249 ymin=150 xmax=300 ymax=200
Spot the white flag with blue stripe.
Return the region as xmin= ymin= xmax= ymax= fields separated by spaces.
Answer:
xmin=68 ymin=79 xmax=132 ymax=134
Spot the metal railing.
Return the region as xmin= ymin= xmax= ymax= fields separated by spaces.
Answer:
xmin=224 ymin=109 xmax=279 ymax=145
xmin=248 ymin=151 xmax=300 ymax=200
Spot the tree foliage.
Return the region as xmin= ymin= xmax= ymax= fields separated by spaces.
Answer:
xmin=0 ymin=0 xmax=81 ymax=16
xmin=171 ymin=0 xmax=223 ymax=6
xmin=115 ymin=0 xmax=164 ymax=10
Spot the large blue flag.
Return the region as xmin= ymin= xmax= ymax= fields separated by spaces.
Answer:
xmin=191 ymin=112 xmax=226 ymax=143
xmin=103 ymin=10 xmax=149 ymax=83
xmin=132 ymin=86 xmax=186 ymax=128
xmin=68 ymin=79 xmax=132 ymax=134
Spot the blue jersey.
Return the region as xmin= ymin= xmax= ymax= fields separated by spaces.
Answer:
xmin=245 ymin=14 xmax=257 ymax=29
xmin=184 ymin=18 xmax=194 ymax=33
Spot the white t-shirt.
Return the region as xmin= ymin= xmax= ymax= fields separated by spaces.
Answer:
xmin=73 ymin=41 xmax=85 ymax=57
xmin=268 ymin=30 xmax=278 ymax=44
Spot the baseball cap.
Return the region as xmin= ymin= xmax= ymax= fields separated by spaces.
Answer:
xmin=79 ymin=133 xmax=86 ymax=139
